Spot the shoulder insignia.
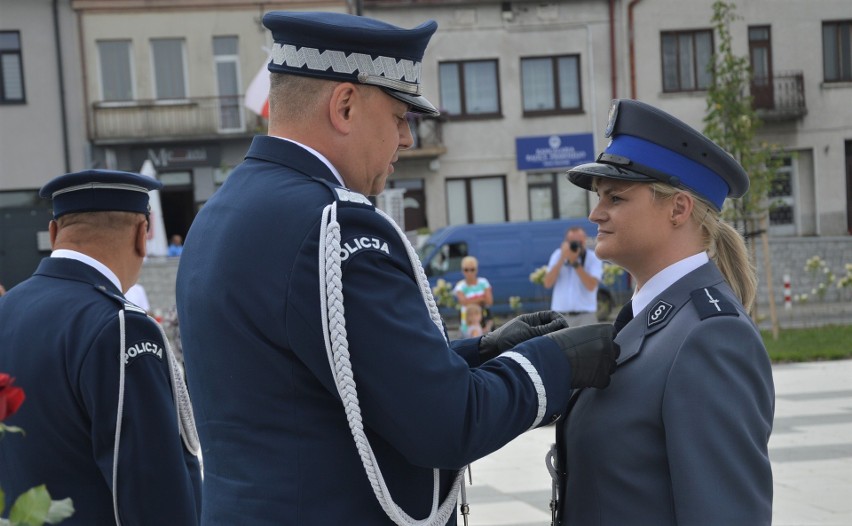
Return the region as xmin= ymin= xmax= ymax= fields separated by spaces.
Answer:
xmin=647 ymin=300 xmax=674 ymax=328
xmin=124 ymin=339 xmax=164 ymax=365
xmin=690 ymin=286 xmax=739 ymax=320
xmin=334 ymin=187 xmax=374 ymax=209
xmin=340 ymin=235 xmax=391 ymax=261
xmin=93 ymin=285 xmax=148 ymax=314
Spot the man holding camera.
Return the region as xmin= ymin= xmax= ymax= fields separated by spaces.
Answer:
xmin=543 ymin=226 xmax=603 ymax=327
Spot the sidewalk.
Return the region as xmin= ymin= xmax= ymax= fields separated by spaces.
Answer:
xmin=465 ymin=359 xmax=852 ymax=526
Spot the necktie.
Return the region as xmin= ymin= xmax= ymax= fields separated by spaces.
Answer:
xmin=613 ymin=300 xmax=634 ymax=335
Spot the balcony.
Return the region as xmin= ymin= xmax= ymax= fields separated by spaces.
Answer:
xmin=401 ymin=114 xmax=446 ymax=159
xmin=90 ymin=96 xmax=259 ymax=144
xmin=752 ymin=71 xmax=807 ymax=122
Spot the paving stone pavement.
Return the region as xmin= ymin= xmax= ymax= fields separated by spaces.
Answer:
xmin=463 ymin=359 xmax=852 ymax=526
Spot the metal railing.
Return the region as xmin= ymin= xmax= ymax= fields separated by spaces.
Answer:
xmin=753 ymin=71 xmax=807 ymax=121
xmin=402 ymin=114 xmax=446 ymax=158
xmin=91 ymin=95 xmax=255 ymax=142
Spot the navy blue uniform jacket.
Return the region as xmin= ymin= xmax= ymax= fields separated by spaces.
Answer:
xmin=0 ymin=258 xmax=201 ymax=525
xmin=557 ymin=262 xmax=774 ymax=525
xmin=176 ymin=136 xmax=578 ymax=524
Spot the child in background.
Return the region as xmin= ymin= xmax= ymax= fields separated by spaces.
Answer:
xmin=461 ymin=303 xmax=485 ymax=338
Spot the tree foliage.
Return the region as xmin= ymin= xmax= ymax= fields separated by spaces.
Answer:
xmin=703 ymin=0 xmax=782 ymax=228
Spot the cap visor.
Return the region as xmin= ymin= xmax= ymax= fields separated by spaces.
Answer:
xmin=567 ymin=162 xmax=656 ymax=191
xmin=383 ymin=88 xmax=440 ymax=116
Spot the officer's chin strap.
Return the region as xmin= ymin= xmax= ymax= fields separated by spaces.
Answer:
xmin=319 ymin=201 xmax=466 ymax=526
xmin=111 ymin=308 xmax=202 ymax=526
xmin=546 ymin=443 xmax=559 ymax=526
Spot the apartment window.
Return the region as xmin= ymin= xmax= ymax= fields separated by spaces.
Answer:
xmin=446 ymin=176 xmax=506 ymax=225
xmin=213 ymin=36 xmax=243 ymax=131
xmin=151 ymin=38 xmax=187 ymax=100
xmin=823 ymin=20 xmax=852 ymax=82
xmin=661 ymin=29 xmax=713 ymax=92
xmin=527 ymin=173 xmax=589 ymax=220
xmin=439 ymin=60 xmax=500 ymax=118
xmin=521 ymin=55 xmax=581 ymax=115
xmin=0 ymin=31 xmax=24 ymax=103
xmin=97 ymin=40 xmax=133 ymax=101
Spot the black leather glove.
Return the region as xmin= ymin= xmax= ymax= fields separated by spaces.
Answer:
xmin=479 ymin=311 xmax=569 ymax=361
xmin=545 ymin=323 xmax=619 ymax=389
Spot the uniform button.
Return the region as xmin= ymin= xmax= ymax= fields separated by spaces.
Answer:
xmin=550 ymin=414 xmax=562 ymax=423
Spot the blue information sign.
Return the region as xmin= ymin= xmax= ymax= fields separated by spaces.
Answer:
xmin=515 ymin=133 xmax=595 ymax=171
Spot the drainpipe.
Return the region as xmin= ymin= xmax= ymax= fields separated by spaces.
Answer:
xmin=628 ymin=0 xmax=644 ymax=100
xmin=609 ymin=0 xmax=617 ymax=99
xmin=52 ymin=0 xmax=71 ymax=172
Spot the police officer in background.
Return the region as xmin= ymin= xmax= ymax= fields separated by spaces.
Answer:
xmin=543 ymin=226 xmax=603 ymax=327
xmin=177 ymin=11 xmax=618 ymax=525
xmin=0 ymin=170 xmax=201 ymax=525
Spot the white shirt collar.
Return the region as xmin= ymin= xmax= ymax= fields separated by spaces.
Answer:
xmin=271 ymin=136 xmax=346 ymax=187
xmin=631 ymin=252 xmax=709 ymax=316
xmin=51 ymin=249 xmax=123 ymax=292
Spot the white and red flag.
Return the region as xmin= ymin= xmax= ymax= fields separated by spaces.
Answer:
xmin=245 ymin=62 xmax=270 ymax=118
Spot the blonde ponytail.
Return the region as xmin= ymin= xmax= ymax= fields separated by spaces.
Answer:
xmin=650 ymin=183 xmax=757 ymax=310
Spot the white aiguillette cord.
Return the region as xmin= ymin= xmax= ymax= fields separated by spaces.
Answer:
xmin=112 ymin=306 xmax=201 ymax=526
xmin=319 ymin=201 xmax=467 ymax=525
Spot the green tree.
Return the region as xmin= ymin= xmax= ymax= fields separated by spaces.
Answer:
xmin=704 ymin=0 xmax=781 ymax=224
xmin=703 ymin=0 xmax=783 ymax=332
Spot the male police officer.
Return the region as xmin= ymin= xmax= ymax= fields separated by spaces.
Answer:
xmin=177 ymin=12 xmax=618 ymax=525
xmin=0 ymin=170 xmax=201 ymax=525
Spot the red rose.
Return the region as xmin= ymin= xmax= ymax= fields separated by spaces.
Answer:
xmin=0 ymin=373 xmax=26 ymax=421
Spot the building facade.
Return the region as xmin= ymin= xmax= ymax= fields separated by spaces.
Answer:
xmin=1 ymin=0 xmax=850 ymax=290
xmin=367 ymin=0 xmax=852 ymax=238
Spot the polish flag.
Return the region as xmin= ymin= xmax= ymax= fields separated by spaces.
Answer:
xmin=245 ymin=63 xmax=270 ymax=118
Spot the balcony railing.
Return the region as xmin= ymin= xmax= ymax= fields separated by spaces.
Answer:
xmin=91 ymin=95 xmax=258 ymax=143
xmin=752 ymin=71 xmax=807 ymax=121
xmin=401 ymin=114 xmax=446 ymax=158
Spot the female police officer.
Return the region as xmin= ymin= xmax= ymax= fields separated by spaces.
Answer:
xmin=551 ymin=99 xmax=774 ymax=525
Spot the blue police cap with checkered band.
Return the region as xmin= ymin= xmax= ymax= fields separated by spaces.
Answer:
xmin=262 ymin=11 xmax=439 ymax=116
xmin=40 ymin=169 xmax=162 ymax=219
xmin=567 ymin=99 xmax=749 ymax=210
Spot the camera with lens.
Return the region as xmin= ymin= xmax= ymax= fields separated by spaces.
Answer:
xmin=569 ymin=241 xmax=581 ymax=252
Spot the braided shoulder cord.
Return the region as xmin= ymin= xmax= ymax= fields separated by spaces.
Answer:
xmin=319 ymin=202 xmax=465 ymax=526
xmin=152 ymin=317 xmax=201 ymax=457
xmin=112 ymin=310 xmax=127 ymax=526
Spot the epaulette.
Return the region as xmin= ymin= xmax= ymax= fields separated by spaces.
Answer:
xmin=690 ymin=286 xmax=739 ymax=320
xmin=312 ymin=177 xmax=375 ymax=211
xmin=93 ymin=284 xmax=148 ymax=315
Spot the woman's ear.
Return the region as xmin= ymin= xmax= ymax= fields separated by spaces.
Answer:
xmin=671 ymin=191 xmax=694 ymax=227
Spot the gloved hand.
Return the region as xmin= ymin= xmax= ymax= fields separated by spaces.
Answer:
xmin=479 ymin=311 xmax=569 ymax=361
xmin=545 ymin=323 xmax=619 ymax=389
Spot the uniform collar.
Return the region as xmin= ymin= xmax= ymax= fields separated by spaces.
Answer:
xmin=51 ymin=249 xmax=123 ymax=292
xmin=614 ymin=260 xmax=726 ymax=366
xmin=245 ymin=135 xmax=343 ymax=189
xmin=269 ymin=136 xmax=346 ymax=187
xmin=631 ymin=251 xmax=709 ymax=316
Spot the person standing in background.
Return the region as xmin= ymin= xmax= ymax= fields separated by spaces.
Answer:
xmin=543 ymin=227 xmax=603 ymax=326
xmin=168 ymin=235 xmax=184 ymax=257
xmin=453 ymin=255 xmax=494 ymax=333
